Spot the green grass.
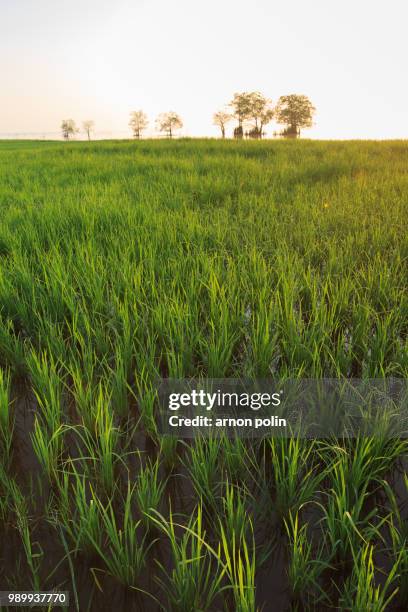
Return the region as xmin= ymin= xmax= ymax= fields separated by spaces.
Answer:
xmin=0 ymin=138 xmax=407 ymax=609
xmin=0 ymin=368 xmax=12 ymax=468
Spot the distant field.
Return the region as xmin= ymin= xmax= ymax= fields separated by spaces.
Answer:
xmin=0 ymin=139 xmax=407 ymax=610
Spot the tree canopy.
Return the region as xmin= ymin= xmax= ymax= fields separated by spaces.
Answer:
xmin=275 ymin=94 xmax=315 ymax=136
xmin=246 ymin=92 xmax=274 ymax=138
xmin=61 ymin=119 xmax=78 ymax=140
xmin=156 ymin=112 xmax=183 ymax=138
xmin=129 ymin=110 xmax=149 ymax=138
xmin=82 ymin=120 xmax=94 ymax=141
xmin=230 ymin=92 xmax=253 ymax=128
xmin=213 ymin=111 xmax=231 ymax=138
xmin=229 ymin=92 xmax=274 ymax=138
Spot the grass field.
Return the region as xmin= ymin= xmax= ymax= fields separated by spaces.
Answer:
xmin=0 ymin=138 xmax=407 ymax=611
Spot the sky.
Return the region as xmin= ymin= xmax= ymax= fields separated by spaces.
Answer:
xmin=0 ymin=0 xmax=407 ymax=139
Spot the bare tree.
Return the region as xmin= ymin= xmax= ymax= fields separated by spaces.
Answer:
xmin=129 ymin=110 xmax=149 ymax=139
xmin=156 ymin=112 xmax=183 ymax=138
xmin=213 ymin=111 xmax=231 ymax=138
xmin=61 ymin=119 xmax=78 ymax=141
xmin=82 ymin=120 xmax=95 ymax=141
xmin=275 ymin=94 xmax=315 ymax=137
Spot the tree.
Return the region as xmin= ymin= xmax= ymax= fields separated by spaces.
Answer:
xmin=275 ymin=94 xmax=315 ymax=137
xmin=61 ymin=119 xmax=78 ymax=141
xmin=229 ymin=92 xmax=253 ymax=138
xmin=156 ymin=112 xmax=183 ymax=138
xmin=213 ymin=110 xmax=231 ymax=138
xmin=82 ymin=120 xmax=94 ymax=141
xmin=129 ymin=110 xmax=149 ymax=139
xmin=246 ymin=92 xmax=274 ymax=139
xmin=229 ymin=91 xmax=274 ymax=139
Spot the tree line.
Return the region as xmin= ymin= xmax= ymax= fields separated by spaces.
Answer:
xmin=61 ymin=120 xmax=95 ymax=141
xmin=61 ymin=113 xmax=183 ymax=141
xmin=213 ymin=92 xmax=315 ymax=139
xmin=61 ymin=92 xmax=315 ymax=141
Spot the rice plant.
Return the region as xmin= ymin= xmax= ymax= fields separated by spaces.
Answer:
xmin=220 ymin=481 xmax=251 ymax=543
xmin=338 ymin=543 xmax=400 ymax=611
xmin=31 ymin=417 xmax=64 ymax=483
xmin=220 ymin=434 xmax=250 ymax=483
xmin=384 ymin=475 xmax=408 ymax=607
xmin=284 ymin=512 xmax=331 ymax=607
xmin=89 ymin=483 xmax=151 ymax=588
xmin=12 ymin=481 xmax=43 ymax=591
xmin=186 ymin=435 xmax=222 ymax=512
xmin=135 ymin=456 xmax=167 ymax=528
xmin=0 ymin=462 xmax=13 ymax=522
xmin=150 ymin=505 xmax=226 ymax=611
xmin=264 ymin=437 xmax=325 ymax=522
xmin=318 ymin=458 xmax=388 ymax=564
xmin=133 ymin=366 xmax=158 ymax=440
xmin=218 ymin=516 xmax=258 ymax=612
xmin=27 ymin=350 xmax=63 ymax=433
xmin=0 ymin=368 xmax=13 ymax=467
xmin=159 ymin=435 xmax=179 ymax=471
xmin=70 ymin=385 xmax=120 ymax=494
xmin=52 ymin=468 xmax=104 ymax=555
xmin=28 ymin=351 xmax=65 ymax=481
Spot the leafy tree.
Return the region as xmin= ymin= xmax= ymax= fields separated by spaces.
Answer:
xmin=213 ymin=111 xmax=231 ymax=138
xmin=230 ymin=91 xmax=274 ymax=138
xmin=246 ymin=92 xmax=274 ymax=139
xmin=275 ymin=95 xmax=315 ymax=137
xmin=129 ymin=110 xmax=149 ymax=139
xmin=61 ymin=119 xmax=78 ymax=141
xmin=82 ymin=120 xmax=94 ymax=141
xmin=229 ymin=92 xmax=253 ymax=138
xmin=156 ymin=112 xmax=183 ymax=138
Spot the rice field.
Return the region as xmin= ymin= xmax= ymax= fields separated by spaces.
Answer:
xmin=0 ymin=138 xmax=407 ymax=611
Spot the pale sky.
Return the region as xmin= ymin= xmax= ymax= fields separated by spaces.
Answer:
xmin=1 ymin=0 xmax=407 ymax=139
